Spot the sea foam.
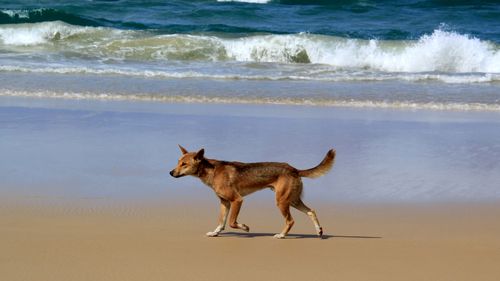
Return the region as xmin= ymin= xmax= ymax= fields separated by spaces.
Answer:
xmin=0 ymin=21 xmax=95 ymax=46
xmin=0 ymin=21 xmax=499 ymax=81
xmin=221 ymin=30 xmax=500 ymax=73
xmin=2 ymin=89 xmax=500 ymax=112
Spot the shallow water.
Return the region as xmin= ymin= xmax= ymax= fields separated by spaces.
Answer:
xmin=2 ymin=98 xmax=500 ymax=203
xmin=1 ymin=72 xmax=500 ymax=111
xmin=1 ymin=0 xmax=500 ymax=110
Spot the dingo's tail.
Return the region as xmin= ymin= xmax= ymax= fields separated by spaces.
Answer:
xmin=298 ymin=149 xmax=336 ymax=178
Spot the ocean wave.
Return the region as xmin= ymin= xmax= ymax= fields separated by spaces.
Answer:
xmin=0 ymin=8 xmax=100 ymax=26
xmin=2 ymin=89 xmax=500 ymax=112
xmin=1 ymin=21 xmax=499 ymax=75
xmin=1 ymin=21 xmax=499 ymax=85
xmin=0 ymin=21 xmax=111 ymax=46
xmin=2 ymin=1 xmax=499 ymax=42
xmin=0 ymin=90 xmax=500 ymax=112
xmin=2 ymin=64 xmax=499 ymax=84
xmin=220 ymin=29 xmax=500 ymax=73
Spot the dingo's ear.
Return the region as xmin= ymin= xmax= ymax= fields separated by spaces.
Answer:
xmin=178 ymin=144 xmax=188 ymax=155
xmin=195 ymin=148 xmax=205 ymax=160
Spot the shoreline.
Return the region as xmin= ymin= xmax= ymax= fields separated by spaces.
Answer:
xmin=3 ymin=88 xmax=500 ymax=112
xmin=2 ymin=96 xmax=500 ymax=203
xmin=1 ymin=71 xmax=500 ymax=113
xmin=2 ymin=96 xmax=500 ymax=280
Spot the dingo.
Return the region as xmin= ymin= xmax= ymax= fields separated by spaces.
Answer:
xmin=170 ymin=145 xmax=335 ymax=239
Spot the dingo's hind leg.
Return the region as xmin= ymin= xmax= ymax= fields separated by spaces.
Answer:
xmin=292 ymin=199 xmax=323 ymax=238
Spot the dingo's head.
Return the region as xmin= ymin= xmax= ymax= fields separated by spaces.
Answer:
xmin=170 ymin=145 xmax=205 ymax=178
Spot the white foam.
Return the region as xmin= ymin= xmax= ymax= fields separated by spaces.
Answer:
xmin=0 ymin=21 xmax=86 ymax=46
xmin=2 ymin=64 xmax=499 ymax=84
xmin=1 ymin=9 xmax=31 ymax=18
xmin=220 ymin=30 xmax=500 ymax=73
xmin=217 ymin=0 xmax=271 ymax=3
xmin=367 ymin=30 xmax=499 ymax=73
xmin=0 ymin=21 xmax=124 ymax=46
xmin=221 ymin=34 xmax=312 ymax=63
xmin=2 ymin=89 xmax=500 ymax=112
xmin=1 ymin=22 xmax=499 ymax=81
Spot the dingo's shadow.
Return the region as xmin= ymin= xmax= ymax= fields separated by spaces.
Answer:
xmin=219 ymin=232 xmax=381 ymax=240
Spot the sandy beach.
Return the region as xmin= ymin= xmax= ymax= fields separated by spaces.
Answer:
xmin=2 ymin=201 xmax=500 ymax=281
xmin=2 ymin=97 xmax=500 ymax=281
xmin=3 ymin=1 xmax=500 ymax=280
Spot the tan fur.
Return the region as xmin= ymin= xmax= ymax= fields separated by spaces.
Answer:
xmin=298 ymin=149 xmax=336 ymax=178
xmin=170 ymin=145 xmax=336 ymax=239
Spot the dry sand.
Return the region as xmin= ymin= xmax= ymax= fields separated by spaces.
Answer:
xmin=2 ymin=200 xmax=500 ymax=281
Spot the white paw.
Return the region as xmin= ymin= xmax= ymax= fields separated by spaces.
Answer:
xmin=206 ymin=231 xmax=219 ymax=237
xmin=273 ymin=233 xmax=285 ymax=239
xmin=239 ymin=224 xmax=250 ymax=232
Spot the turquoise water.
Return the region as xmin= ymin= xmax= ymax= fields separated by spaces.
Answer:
xmin=2 ymin=1 xmax=499 ymax=41
xmin=1 ymin=0 xmax=500 ymax=109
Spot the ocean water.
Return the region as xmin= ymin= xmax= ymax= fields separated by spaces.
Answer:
xmin=1 ymin=0 xmax=500 ymax=110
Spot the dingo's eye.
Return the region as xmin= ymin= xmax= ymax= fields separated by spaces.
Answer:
xmin=181 ymin=163 xmax=187 ymax=167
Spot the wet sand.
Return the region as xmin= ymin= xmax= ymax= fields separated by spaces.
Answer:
xmin=1 ymin=97 xmax=500 ymax=280
xmin=2 ymin=97 xmax=500 ymax=203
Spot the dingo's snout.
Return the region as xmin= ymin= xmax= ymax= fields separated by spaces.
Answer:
xmin=169 ymin=169 xmax=182 ymax=178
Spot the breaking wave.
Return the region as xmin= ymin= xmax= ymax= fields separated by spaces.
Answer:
xmin=0 ymin=8 xmax=100 ymax=26
xmin=1 ymin=21 xmax=499 ymax=75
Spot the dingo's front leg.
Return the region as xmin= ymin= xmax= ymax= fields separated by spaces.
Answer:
xmin=206 ymin=198 xmax=230 ymax=237
xmin=228 ymin=196 xmax=250 ymax=232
